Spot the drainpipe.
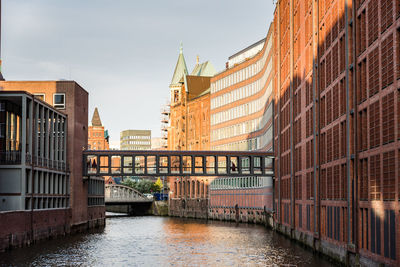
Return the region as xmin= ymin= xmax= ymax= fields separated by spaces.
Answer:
xmin=344 ymin=0 xmax=354 ymax=251
xmin=351 ymin=0 xmax=358 ymax=254
xmin=313 ymin=0 xmax=320 ymax=239
xmin=276 ymin=0 xmax=282 ymax=228
xmin=289 ymin=0 xmax=295 ymax=232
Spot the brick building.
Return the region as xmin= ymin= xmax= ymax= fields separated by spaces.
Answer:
xmin=0 ymin=91 xmax=68 ymax=211
xmin=0 ymin=81 xmax=105 ymax=239
xmin=208 ymin=28 xmax=275 ymax=223
xmin=167 ymin=46 xmax=215 ymax=218
xmin=272 ymin=0 xmax=400 ymax=265
xmin=88 ymin=107 xmax=112 ymax=184
xmin=88 ymin=107 xmax=109 ymax=151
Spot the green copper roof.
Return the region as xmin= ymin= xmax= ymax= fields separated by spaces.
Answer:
xmin=170 ymin=44 xmax=188 ymax=86
xmin=190 ymin=61 xmax=216 ymax=77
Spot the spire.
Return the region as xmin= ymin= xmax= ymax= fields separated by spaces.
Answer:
xmin=170 ymin=43 xmax=188 ymax=86
xmin=91 ymin=107 xmax=102 ymax=126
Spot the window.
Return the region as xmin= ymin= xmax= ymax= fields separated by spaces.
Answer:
xmin=382 ymin=92 xmax=395 ymax=144
xmin=368 ymin=1 xmax=379 ymax=45
xmin=369 ymin=101 xmax=380 ymax=148
xmin=0 ymin=123 xmax=4 ymax=138
xmin=368 ymin=46 xmax=380 ymax=97
xmin=381 ymin=34 xmax=394 ymax=89
xmin=34 ymin=93 xmax=45 ymax=101
xmin=381 ymin=0 xmax=393 ymax=33
xmin=370 ymin=154 xmax=381 ymax=200
xmin=382 ymin=150 xmax=395 ymax=200
xmin=53 ymin=93 xmax=66 ymax=109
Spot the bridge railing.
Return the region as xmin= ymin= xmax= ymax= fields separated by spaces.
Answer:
xmin=83 ymin=150 xmax=274 ymax=177
xmin=105 ymin=184 xmax=151 ymax=203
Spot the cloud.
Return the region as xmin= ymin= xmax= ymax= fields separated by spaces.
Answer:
xmin=2 ymin=0 xmax=274 ymax=146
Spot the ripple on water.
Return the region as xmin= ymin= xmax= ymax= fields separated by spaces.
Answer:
xmin=0 ymin=217 xmax=335 ymax=267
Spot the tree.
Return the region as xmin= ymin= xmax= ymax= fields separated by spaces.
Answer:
xmin=135 ymin=179 xmax=153 ymax=194
xmin=122 ymin=178 xmax=137 ymax=189
xmin=151 ymin=178 xmax=163 ymax=193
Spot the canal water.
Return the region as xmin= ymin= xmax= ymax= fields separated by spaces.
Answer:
xmin=0 ymin=216 xmax=335 ymax=266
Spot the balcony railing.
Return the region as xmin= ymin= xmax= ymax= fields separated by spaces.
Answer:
xmin=0 ymin=151 xmax=21 ymax=165
xmin=29 ymin=156 xmax=68 ymax=171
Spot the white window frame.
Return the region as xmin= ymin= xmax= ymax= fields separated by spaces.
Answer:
xmin=53 ymin=93 xmax=66 ymax=109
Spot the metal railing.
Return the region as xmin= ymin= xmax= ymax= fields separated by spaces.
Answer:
xmin=0 ymin=151 xmax=21 ymax=165
xmin=105 ymin=184 xmax=151 ymax=204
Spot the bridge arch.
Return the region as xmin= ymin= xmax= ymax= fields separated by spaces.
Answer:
xmin=105 ymin=184 xmax=150 ymax=204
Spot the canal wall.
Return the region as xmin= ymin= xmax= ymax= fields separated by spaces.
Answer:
xmin=272 ymin=222 xmax=396 ymax=267
xmin=208 ymin=207 xmax=274 ymax=228
xmin=0 ymin=207 xmax=105 ymax=252
xmin=169 ymin=199 xmax=208 ymax=219
xmin=152 ymin=201 xmax=168 ymax=216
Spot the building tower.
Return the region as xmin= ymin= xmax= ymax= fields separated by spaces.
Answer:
xmin=170 ymin=44 xmax=188 ymax=106
xmin=88 ymin=107 xmax=109 ymax=150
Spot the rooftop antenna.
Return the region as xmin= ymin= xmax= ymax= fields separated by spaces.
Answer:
xmin=0 ymin=0 xmax=4 ymax=81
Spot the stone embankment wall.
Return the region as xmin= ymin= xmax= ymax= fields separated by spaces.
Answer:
xmin=169 ymin=199 xmax=208 ymax=219
xmin=0 ymin=208 xmax=105 ymax=252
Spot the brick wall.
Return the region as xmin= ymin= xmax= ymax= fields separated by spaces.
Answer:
xmin=273 ymin=0 xmax=400 ymax=265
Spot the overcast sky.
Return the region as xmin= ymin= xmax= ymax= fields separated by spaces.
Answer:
xmin=2 ymin=0 xmax=274 ymax=148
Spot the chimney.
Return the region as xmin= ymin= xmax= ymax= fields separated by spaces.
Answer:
xmin=225 ymin=62 xmax=229 ymax=69
xmin=196 ymin=55 xmax=199 ymax=65
xmin=0 ymin=0 xmax=4 ymax=81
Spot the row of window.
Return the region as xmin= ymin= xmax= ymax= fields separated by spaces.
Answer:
xmin=121 ymin=140 xmax=151 ymax=145
xmin=359 ymin=149 xmax=398 ymax=201
xmin=211 ymin=80 xmax=272 ymax=126
xmin=212 ymin=137 xmax=259 ymax=152
xmin=211 ymin=58 xmax=272 ymax=110
xmin=211 ymin=37 xmax=272 ymax=94
xmin=228 ymin=40 xmax=265 ymax=68
xmin=120 ymin=135 xmax=151 ymax=140
xmin=34 ymin=93 xmax=66 ymax=109
xmin=90 ymin=132 xmax=103 ymax=137
xmin=210 ymin=176 xmax=270 ymax=190
xmin=359 ymin=208 xmax=396 ymax=260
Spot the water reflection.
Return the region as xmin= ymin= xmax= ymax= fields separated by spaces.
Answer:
xmin=0 ymin=217 xmax=334 ymax=266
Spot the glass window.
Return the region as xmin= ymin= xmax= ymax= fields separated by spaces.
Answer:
xmin=34 ymin=93 xmax=45 ymax=101
xmin=53 ymin=93 xmax=66 ymax=109
xmin=0 ymin=123 xmax=5 ymax=138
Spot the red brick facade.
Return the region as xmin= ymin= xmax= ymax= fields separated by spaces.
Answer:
xmin=273 ymin=0 xmax=400 ymax=265
xmin=168 ymin=74 xmax=211 ymax=218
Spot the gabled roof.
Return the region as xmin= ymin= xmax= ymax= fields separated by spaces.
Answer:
xmin=91 ymin=107 xmax=102 ymax=126
xmin=190 ymin=61 xmax=216 ymax=77
xmin=185 ymin=75 xmax=211 ymax=101
xmin=170 ymin=45 xmax=188 ymax=87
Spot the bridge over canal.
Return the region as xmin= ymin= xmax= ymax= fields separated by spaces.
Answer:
xmin=83 ymin=150 xmax=275 ymax=177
